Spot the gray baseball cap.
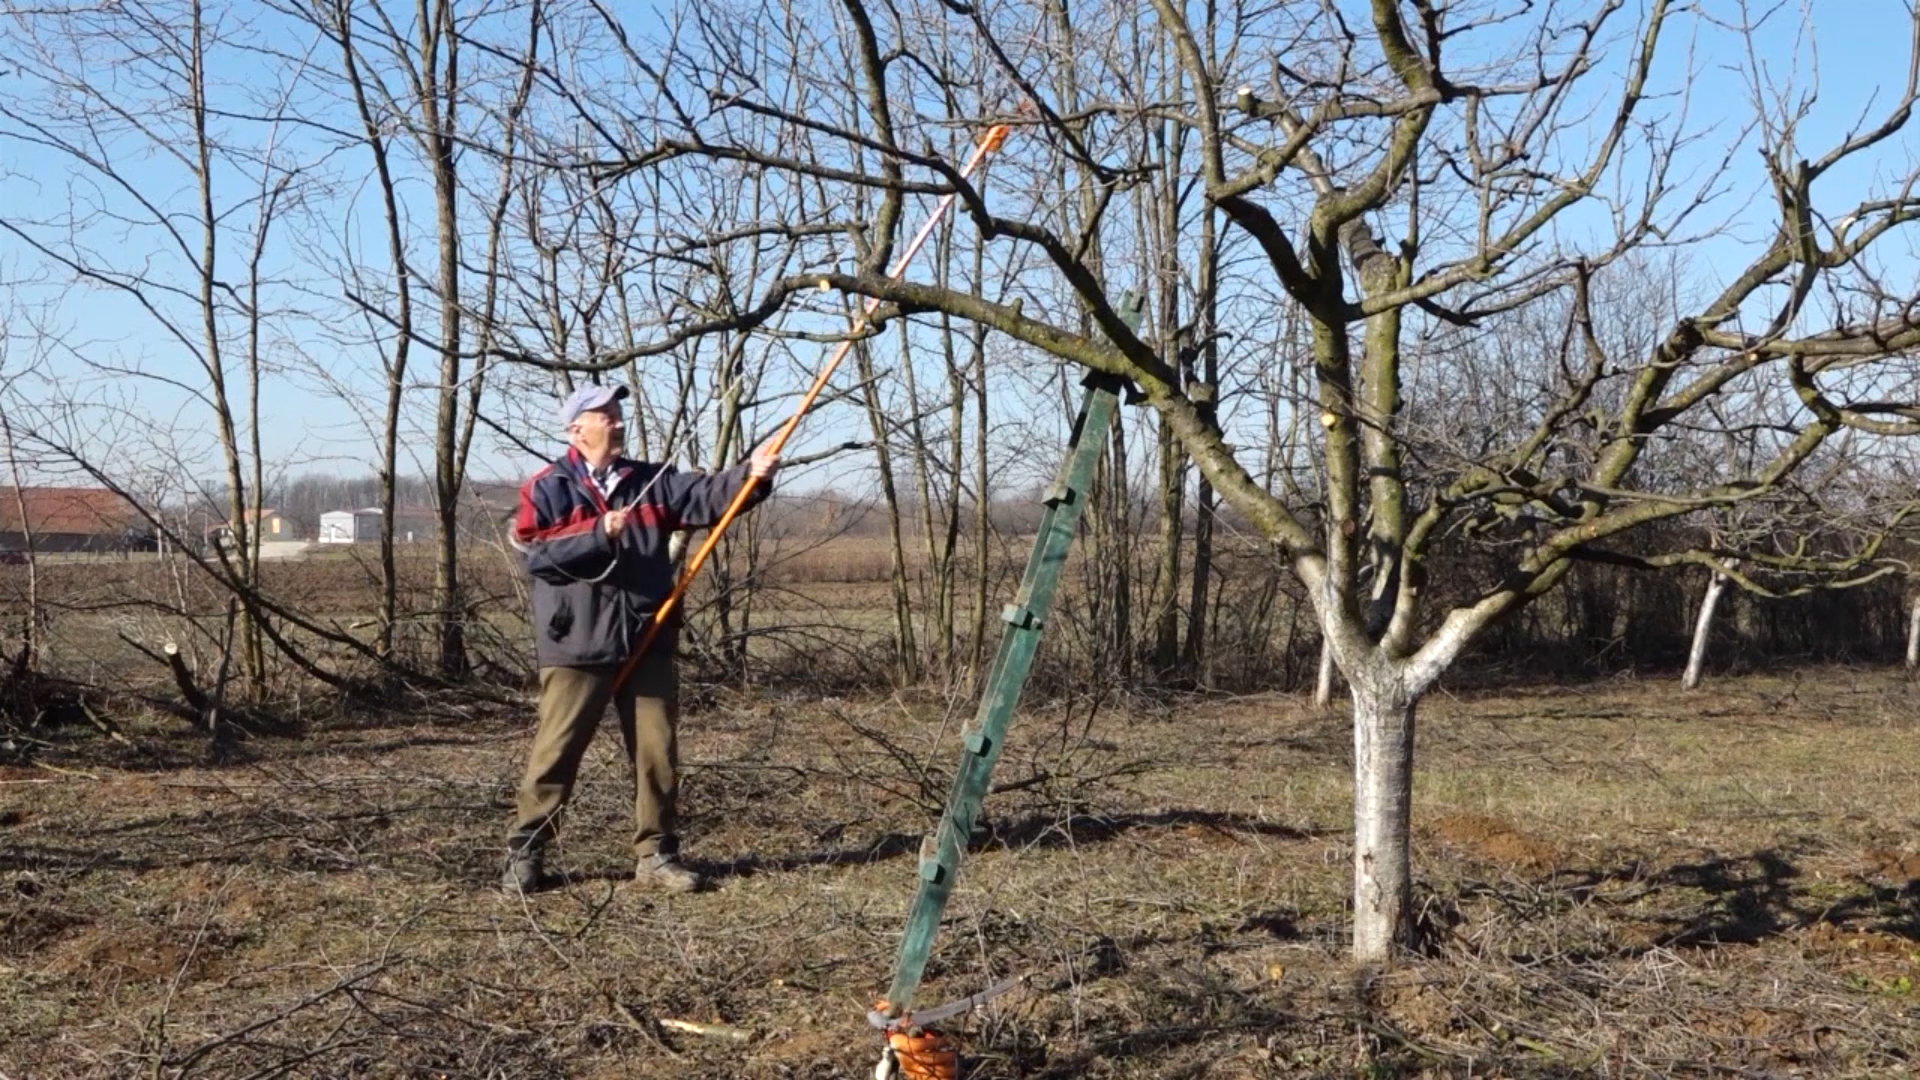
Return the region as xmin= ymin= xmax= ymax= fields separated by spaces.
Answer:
xmin=558 ymin=383 xmax=629 ymax=428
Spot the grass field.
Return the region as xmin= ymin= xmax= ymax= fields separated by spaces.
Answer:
xmin=0 ymin=534 xmax=1313 ymax=694
xmin=4 ymin=668 xmax=1918 ymax=1077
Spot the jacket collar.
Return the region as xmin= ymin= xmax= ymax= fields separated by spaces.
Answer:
xmin=561 ymin=448 xmax=637 ymax=505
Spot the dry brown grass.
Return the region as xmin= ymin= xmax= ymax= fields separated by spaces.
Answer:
xmin=3 ymin=667 xmax=1918 ymax=1077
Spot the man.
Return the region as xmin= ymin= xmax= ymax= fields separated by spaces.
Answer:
xmin=504 ymin=382 xmax=778 ymax=894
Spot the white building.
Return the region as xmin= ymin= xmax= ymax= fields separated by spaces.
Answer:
xmin=318 ymin=508 xmax=383 ymax=544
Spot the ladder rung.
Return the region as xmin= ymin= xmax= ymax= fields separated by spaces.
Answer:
xmin=917 ymin=835 xmax=946 ymax=882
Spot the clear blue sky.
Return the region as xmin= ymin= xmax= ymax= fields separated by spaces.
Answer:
xmin=1 ymin=0 xmax=1914 ymax=497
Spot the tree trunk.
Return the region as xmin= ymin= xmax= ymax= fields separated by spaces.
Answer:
xmin=424 ymin=0 xmax=468 ymax=679
xmin=1107 ymin=419 xmax=1134 ymax=682
xmin=1181 ymin=206 xmax=1218 ymax=678
xmin=1682 ymin=566 xmax=1730 ymax=691
xmin=936 ymin=317 xmax=969 ymax=678
xmin=1042 ymin=0 xmax=1121 ymax=683
xmin=923 ymin=295 xmax=968 ymax=681
xmin=243 ymin=143 xmax=284 ymax=698
xmin=1905 ymin=593 xmax=1918 ymax=671
xmin=1146 ymin=53 xmax=1186 ymax=679
xmin=855 ymin=336 xmax=918 ymax=683
xmin=187 ymin=0 xmax=260 ymax=696
xmin=244 ymin=248 xmax=268 ymax=696
xmin=334 ymin=1 xmax=407 ymax=663
xmin=703 ymin=334 xmax=751 ymax=676
xmin=969 ymin=306 xmax=991 ymax=682
xmin=1351 ymin=672 xmax=1416 ymax=964
xmin=1314 ymin=636 xmax=1336 ymax=710
xmin=1148 ymin=259 xmax=1183 ymax=676
xmin=904 ymin=312 xmax=945 ymax=676
xmin=449 ymin=3 xmax=533 ymax=665
xmin=2 ymin=414 xmax=39 ymax=670
xmin=1154 ymin=418 xmax=1185 ymax=676
xmin=1184 ymin=472 xmax=1213 ymax=675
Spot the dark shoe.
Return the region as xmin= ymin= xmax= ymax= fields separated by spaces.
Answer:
xmin=633 ymin=853 xmax=703 ymax=893
xmin=502 ymin=846 xmax=548 ymax=895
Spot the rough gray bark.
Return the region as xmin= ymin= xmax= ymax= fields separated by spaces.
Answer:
xmin=1350 ymin=667 xmax=1415 ymax=963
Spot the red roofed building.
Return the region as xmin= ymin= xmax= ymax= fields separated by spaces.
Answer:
xmin=0 ymin=487 xmax=150 ymax=555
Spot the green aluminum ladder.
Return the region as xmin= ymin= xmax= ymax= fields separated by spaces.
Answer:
xmin=879 ymin=290 xmax=1145 ymax=1017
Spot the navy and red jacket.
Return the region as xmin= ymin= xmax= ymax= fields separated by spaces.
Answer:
xmin=512 ymin=448 xmax=770 ymax=669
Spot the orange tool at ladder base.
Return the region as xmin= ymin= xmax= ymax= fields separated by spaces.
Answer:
xmin=606 ymin=118 xmax=1017 ymax=700
xmin=879 ymin=1028 xmax=959 ymax=1080
xmin=870 ymin=992 xmax=965 ymax=1079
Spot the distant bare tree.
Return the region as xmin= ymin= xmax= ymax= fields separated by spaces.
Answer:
xmin=0 ymin=0 xmax=317 ymax=698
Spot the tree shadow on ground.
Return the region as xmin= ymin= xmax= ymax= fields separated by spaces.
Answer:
xmin=686 ymin=809 xmax=1322 ymax=884
xmin=973 ymin=944 xmax=1495 ymax=1080
xmin=9 ymin=793 xmax=1319 ymax=894
xmin=1456 ymin=847 xmax=1920 ymax=958
xmin=3 ymin=790 xmax=501 ymax=883
xmin=1645 ymin=849 xmax=1920 ymax=946
xmin=978 ymin=963 xmax=1310 ymax=1079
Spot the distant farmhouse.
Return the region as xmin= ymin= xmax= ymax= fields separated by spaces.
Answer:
xmin=207 ymin=507 xmax=298 ymax=547
xmin=0 ymin=487 xmax=151 ymax=556
xmin=318 ymin=507 xmax=439 ymax=545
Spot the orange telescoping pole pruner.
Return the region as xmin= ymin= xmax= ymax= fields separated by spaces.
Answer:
xmin=608 ymin=120 xmax=1015 ymax=695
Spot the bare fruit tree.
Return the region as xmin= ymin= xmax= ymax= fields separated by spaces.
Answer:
xmin=556 ymin=0 xmax=1920 ymax=962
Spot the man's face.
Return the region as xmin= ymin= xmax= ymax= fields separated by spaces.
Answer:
xmin=568 ymin=402 xmax=625 ymax=462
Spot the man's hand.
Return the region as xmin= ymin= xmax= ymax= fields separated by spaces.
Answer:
xmin=602 ymin=508 xmax=630 ymax=537
xmin=748 ymin=444 xmax=781 ymax=480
